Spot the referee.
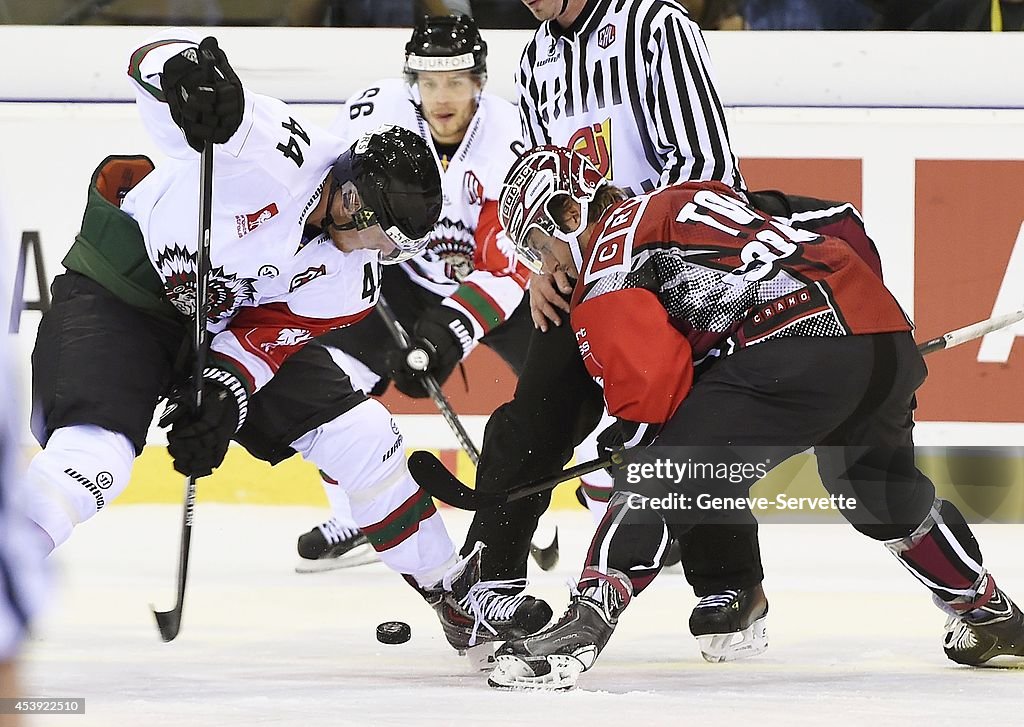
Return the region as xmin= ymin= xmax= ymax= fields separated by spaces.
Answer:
xmin=461 ymin=0 xmax=768 ymax=664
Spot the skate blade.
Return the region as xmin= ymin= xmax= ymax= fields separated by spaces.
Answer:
xmin=696 ymin=615 xmax=769 ymax=663
xmin=487 ymin=654 xmax=583 ymax=690
xmin=969 ymin=655 xmax=1024 ymax=669
xmin=294 ymin=545 xmax=379 ymax=573
xmin=458 ymin=643 xmax=496 ymax=672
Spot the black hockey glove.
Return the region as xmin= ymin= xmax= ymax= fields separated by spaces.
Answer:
xmin=596 ymin=419 xmax=661 ymax=475
xmin=160 ymin=367 xmax=250 ymax=478
xmin=387 ymin=305 xmax=474 ymax=399
xmin=160 ymin=36 xmax=244 ymax=153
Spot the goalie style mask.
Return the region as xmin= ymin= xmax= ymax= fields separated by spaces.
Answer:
xmin=404 ymin=14 xmax=488 ymax=84
xmin=498 ymin=146 xmax=604 ymax=273
xmin=328 ymin=125 xmax=442 ymax=264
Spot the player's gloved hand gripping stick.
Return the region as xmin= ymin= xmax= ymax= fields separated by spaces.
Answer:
xmin=376 ymin=294 xmax=481 ymax=465
xmin=411 ymin=308 xmax=1024 ymax=511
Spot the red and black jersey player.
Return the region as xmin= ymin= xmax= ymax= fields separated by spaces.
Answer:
xmin=486 ymin=146 xmax=1024 ymax=690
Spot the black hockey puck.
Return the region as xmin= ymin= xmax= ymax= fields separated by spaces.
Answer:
xmin=376 ymin=621 xmax=411 ymax=644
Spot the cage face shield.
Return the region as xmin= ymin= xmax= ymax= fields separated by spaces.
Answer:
xmin=498 ymin=146 xmax=603 ymax=273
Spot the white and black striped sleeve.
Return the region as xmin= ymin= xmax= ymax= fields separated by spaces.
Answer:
xmin=516 ymin=39 xmax=551 ymax=149
xmin=641 ymin=4 xmax=741 ymax=189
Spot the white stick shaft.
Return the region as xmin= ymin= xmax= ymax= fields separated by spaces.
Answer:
xmin=918 ymin=308 xmax=1024 ymax=354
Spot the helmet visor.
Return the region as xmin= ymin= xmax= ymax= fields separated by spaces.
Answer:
xmin=379 ymin=224 xmax=430 ymax=265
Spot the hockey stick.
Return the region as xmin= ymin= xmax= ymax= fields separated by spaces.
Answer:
xmin=376 ymin=295 xmax=560 ymax=568
xmin=152 ymin=141 xmax=214 ymax=642
xmin=917 ymin=308 xmax=1024 ymax=355
xmin=411 ymin=308 xmax=1024 ymax=511
xmin=375 ymin=295 xmax=481 ymax=465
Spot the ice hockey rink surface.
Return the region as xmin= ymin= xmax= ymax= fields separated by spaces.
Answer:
xmin=20 ymin=506 xmax=1024 ymax=727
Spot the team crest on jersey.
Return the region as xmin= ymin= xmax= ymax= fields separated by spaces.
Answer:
xmin=289 ymin=264 xmax=327 ymax=291
xmin=598 ymin=24 xmax=616 ymax=49
xmin=464 ymin=171 xmax=484 ymax=206
xmin=569 ymin=118 xmax=613 ymax=179
xmin=259 ymin=327 xmax=312 ymax=353
xmin=428 ymin=220 xmax=476 ymax=282
xmin=236 ymin=202 xmax=279 ymax=238
xmin=155 ymin=245 xmax=257 ymax=324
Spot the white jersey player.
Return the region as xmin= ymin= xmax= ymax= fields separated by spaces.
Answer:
xmin=293 ymin=16 xmax=540 ymax=573
xmin=21 ymin=29 xmax=551 ymax=659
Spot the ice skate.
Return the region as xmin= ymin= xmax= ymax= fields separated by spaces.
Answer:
xmin=688 ymin=584 xmax=769 ymax=663
xmin=422 ymin=543 xmax=553 ymax=670
xmin=488 ymin=568 xmax=632 ymax=690
xmin=295 ymin=518 xmax=378 ymax=573
xmin=943 ymin=581 xmax=1024 ymax=666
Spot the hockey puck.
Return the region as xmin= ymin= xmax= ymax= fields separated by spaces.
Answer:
xmin=376 ymin=621 xmax=411 ymax=644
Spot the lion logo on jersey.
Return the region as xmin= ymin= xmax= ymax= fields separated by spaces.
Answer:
xmin=259 ymin=328 xmax=312 ymax=353
xmin=568 ymin=119 xmax=613 ymax=179
xmin=156 ymin=245 xmax=257 ymax=324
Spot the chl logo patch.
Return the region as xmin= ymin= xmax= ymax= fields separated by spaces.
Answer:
xmin=598 ymin=23 xmax=616 ymax=49
xmin=236 ymin=202 xmax=280 ymax=238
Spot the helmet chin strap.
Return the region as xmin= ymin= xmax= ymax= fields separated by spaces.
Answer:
xmin=560 ymin=0 xmax=570 ymax=16
xmin=555 ymin=197 xmax=588 ymax=277
xmin=567 ymin=233 xmax=584 ymax=277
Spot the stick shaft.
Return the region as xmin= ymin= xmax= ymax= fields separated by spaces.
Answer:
xmin=153 ymin=141 xmax=214 ymax=642
xmin=917 ymin=309 xmax=1024 ymax=355
xmin=375 ymin=295 xmax=481 ymax=465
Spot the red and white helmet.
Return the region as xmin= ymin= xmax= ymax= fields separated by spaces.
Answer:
xmin=498 ymin=146 xmax=604 ymax=273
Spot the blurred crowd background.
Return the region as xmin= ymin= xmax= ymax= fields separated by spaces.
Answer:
xmin=1 ymin=0 xmax=1021 ymax=31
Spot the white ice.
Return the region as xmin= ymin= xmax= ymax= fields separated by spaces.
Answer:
xmin=20 ymin=506 xmax=1024 ymax=727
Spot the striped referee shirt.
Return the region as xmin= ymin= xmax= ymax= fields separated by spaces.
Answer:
xmin=517 ymin=0 xmax=744 ymax=196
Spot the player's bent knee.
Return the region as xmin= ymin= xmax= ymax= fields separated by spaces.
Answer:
xmin=25 ymin=424 xmax=135 ymax=548
xmin=290 ymin=399 xmax=408 ymax=493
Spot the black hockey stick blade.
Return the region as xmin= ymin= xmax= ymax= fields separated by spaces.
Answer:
xmin=409 ymin=450 xmax=618 ymax=511
xmin=408 ymin=451 xmax=504 ymax=510
xmin=529 ymin=528 xmax=559 ymax=571
xmin=152 ymin=602 xmax=183 ymax=642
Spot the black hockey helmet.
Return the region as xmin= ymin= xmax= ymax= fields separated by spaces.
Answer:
xmin=330 ymin=124 xmax=442 ymax=264
xmin=403 ymin=14 xmax=487 ymax=84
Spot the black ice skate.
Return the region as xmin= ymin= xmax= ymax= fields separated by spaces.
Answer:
xmin=295 ymin=517 xmax=378 ymax=573
xmin=943 ymin=579 xmax=1024 ymax=666
xmin=488 ymin=568 xmax=633 ymax=690
xmin=422 ymin=543 xmax=553 ymax=670
xmin=688 ymin=584 xmax=769 ymax=663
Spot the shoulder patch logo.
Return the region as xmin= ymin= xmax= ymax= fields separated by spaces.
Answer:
xmin=236 ymin=202 xmax=280 ymax=238
xmin=598 ymin=24 xmax=616 ymax=49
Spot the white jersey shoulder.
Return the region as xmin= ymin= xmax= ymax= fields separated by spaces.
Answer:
xmin=330 ymin=79 xmax=419 ymax=144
